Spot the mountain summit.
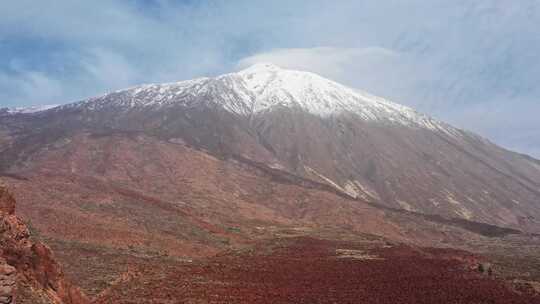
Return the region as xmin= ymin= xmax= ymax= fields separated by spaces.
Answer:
xmin=60 ymin=63 xmax=450 ymax=133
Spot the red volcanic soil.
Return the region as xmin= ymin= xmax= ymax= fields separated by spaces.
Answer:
xmin=96 ymin=237 xmax=539 ymax=304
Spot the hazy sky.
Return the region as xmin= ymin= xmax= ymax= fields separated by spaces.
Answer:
xmin=1 ymin=1 xmax=539 ymax=157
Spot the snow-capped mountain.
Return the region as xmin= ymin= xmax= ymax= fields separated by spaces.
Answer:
xmin=65 ymin=63 xmax=455 ymax=134
xmin=1 ymin=64 xmax=540 ymax=233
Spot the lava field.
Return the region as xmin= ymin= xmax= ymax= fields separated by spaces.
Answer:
xmin=96 ymin=237 xmax=540 ymax=303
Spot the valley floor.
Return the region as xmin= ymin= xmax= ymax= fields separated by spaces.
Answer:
xmin=58 ymin=236 xmax=539 ymax=304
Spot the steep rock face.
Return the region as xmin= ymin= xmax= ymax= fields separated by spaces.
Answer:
xmin=0 ymin=186 xmax=88 ymax=304
xmin=0 ymin=64 xmax=539 ymax=231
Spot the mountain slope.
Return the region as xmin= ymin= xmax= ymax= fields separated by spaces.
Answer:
xmin=2 ymin=131 xmax=535 ymax=298
xmin=1 ymin=64 xmax=539 ymax=232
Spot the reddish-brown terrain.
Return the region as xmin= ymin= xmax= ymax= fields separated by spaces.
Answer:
xmin=0 ymin=133 xmax=526 ymax=261
xmin=0 ymin=185 xmax=88 ymax=304
xmin=2 ymin=162 xmax=540 ymax=302
xmin=95 ymin=237 xmax=540 ymax=304
xmin=1 ymin=136 xmax=540 ymax=302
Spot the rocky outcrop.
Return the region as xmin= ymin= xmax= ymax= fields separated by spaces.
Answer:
xmin=0 ymin=259 xmax=16 ymax=304
xmin=0 ymin=185 xmax=88 ymax=304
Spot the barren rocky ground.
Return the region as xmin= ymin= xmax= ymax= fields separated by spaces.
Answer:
xmin=94 ymin=237 xmax=540 ymax=303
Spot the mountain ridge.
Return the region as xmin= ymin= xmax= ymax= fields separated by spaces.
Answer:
xmin=2 ymin=63 xmax=532 ymax=153
xmin=22 ymin=63 xmax=459 ymax=135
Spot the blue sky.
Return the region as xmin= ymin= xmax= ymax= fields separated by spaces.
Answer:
xmin=0 ymin=1 xmax=539 ymax=157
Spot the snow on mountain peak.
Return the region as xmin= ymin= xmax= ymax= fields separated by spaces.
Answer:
xmin=230 ymin=64 xmax=453 ymax=133
xmin=65 ymin=64 xmax=458 ymax=134
xmin=234 ymin=63 xmax=369 ymax=114
xmin=6 ymin=104 xmax=59 ymax=114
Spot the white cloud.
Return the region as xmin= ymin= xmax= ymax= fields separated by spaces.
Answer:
xmin=237 ymin=46 xmax=399 ymax=77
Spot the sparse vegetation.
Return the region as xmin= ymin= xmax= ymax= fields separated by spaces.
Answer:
xmin=95 ymin=237 xmax=540 ymax=303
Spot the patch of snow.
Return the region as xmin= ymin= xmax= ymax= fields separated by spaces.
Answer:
xmin=396 ymin=200 xmax=416 ymax=212
xmin=352 ymin=180 xmax=380 ymax=201
xmin=304 ymin=166 xmax=350 ymax=196
xmin=343 ymin=180 xmax=360 ymax=198
xmin=455 ymin=207 xmax=473 ymax=220
xmin=446 ymin=194 xmax=461 ymax=206
xmin=269 ymin=163 xmax=286 ymax=170
xmin=7 ymin=104 xmax=59 ymax=114
xmin=444 ymin=190 xmax=474 ymax=220
xmin=231 ymin=64 xmax=455 ymax=133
